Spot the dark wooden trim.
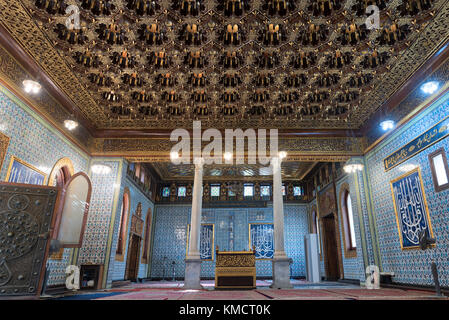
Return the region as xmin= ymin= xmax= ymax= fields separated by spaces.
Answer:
xmin=361 ymin=38 xmax=449 ymax=136
xmin=0 ymin=23 xmax=96 ymax=135
xmin=428 ymin=147 xmax=449 ymax=192
xmin=94 ymin=128 xmax=363 ymax=138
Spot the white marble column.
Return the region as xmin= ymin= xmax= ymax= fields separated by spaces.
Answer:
xmin=270 ymin=156 xmax=293 ymax=288
xmin=183 ymin=158 xmax=204 ymax=289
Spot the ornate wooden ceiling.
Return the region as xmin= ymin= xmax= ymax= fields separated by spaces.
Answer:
xmin=151 ymin=160 xmax=317 ymax=180
xmin=5 ymin=0 xmax=447 ymax=133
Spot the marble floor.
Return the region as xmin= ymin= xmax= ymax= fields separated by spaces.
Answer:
xmin=49 ymin=280 xmax=447 ymax=300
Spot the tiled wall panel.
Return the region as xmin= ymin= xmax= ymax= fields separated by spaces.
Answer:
xmin=0 ymin=86 xmax=90 ymax=286
xmin=365 ymin=92 xmax=449 ymax=287
xmin=109 ymin=165 xmax=155 ymax=282
xmin=150 ymin=204 xmax=309 ymax=279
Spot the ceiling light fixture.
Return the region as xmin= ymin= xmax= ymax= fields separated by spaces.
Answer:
xmin=170 ymin=151 xmax=180 ymax=161
xmin=223 ymin=152 xmax=233 ymax=161
xmin=420 ymin=81 xmax=439 ymax=95
xmin=343 ymin=164 xmax=364 ymax=173
xmin=343 ymin=159 xmax=364 ymax=173
xmin=23 ymin=80 xmax=41 ymax=94
xmin=91 ymin=164 xmax=112 ymax=175
xmin=380 ymin=120 xmax=395 ymax=131
xmin=64 ymin=119 xmax=79 ymax=131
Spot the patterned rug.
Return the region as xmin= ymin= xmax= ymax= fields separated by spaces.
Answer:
xmin=53 ymin=281 xmax=447 ymax=300
xmin=55 ymin=292 xmax=125 ymax=300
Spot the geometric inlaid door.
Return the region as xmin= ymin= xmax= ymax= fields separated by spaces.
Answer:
xmin=0 ymin=182 xmax=59 ymax=296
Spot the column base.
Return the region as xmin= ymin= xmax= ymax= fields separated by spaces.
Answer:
xmin=183 ymin=258 xmax=203 ymax=290
xmin=270 ymin=257 xmax=293 ymax=289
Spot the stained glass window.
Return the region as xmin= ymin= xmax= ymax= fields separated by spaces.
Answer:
xmin=178 ymin=186 xmax=187 ymax=197
xmin=260 ymin=185 xmax=270 ymax=197
xmin=244 ymin=184 xmax=254 ymax=197
xmin=162 ymin=187 xmax=170 ymax=197
xmin=282 ymin=184 xmax=286 ymax=196
xmin=211 ymin=185 xmax=220 ymax=197
xmin=293 ymin=186 xmax=302 ymax=196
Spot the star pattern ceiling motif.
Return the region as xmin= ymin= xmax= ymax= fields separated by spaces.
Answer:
xmin=19 ymin=0 xmax=448 ymax=130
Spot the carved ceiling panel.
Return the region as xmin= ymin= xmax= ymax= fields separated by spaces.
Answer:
xmin=151 ymin=160 xmax=316 ymax=180
xmin=0 ymin=0 xmax=447 ymax=131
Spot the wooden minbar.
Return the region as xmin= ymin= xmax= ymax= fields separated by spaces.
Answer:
xmin=214 ymin=246 xmax=256 ymax=289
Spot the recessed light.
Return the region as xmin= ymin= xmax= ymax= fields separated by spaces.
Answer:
xmin=23 ymin=80 xmax=41 ymax=94
xmin=380 ymin=120 xmax=395 ymax=131
xmin=420 ymin=81 xmax=439 ymax=95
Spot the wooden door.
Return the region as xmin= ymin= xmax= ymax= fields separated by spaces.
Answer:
xmin=126 ymin=234 xmax=141 ymax=281
xmin=322 ymin=214 xmax=339 ymax=281
xmin=0 ymin=183 xmax=59 ymax=296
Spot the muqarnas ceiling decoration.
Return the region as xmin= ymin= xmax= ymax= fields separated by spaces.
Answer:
xmin=23 ymin=0 xmax=443 ymax=130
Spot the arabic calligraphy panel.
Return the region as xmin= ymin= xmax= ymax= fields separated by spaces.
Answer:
xmin=390 ymin=168 xmax=434 ymax=249
xmin=249 ymin=223 xmax=274 ymax=259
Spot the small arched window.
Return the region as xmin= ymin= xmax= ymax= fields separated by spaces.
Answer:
xmin=341 ymin=188 xmax=357 ymax=255
xmin=141 ymin=208 xmax=152 ymax=264
xmin=116 ymin=189 xmax=130 ymax=261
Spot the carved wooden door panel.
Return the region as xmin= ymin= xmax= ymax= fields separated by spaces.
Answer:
xmin=0 ymin=183 xmax=59 ymax=296
xmin=126 ymin=235 xmax=140 ymax=281
xmin=323 ymin=215 xmax=339 ymax=281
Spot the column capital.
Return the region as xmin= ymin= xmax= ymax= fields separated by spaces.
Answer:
xmin=193 ymin=157 xmax=205 ymax=168
xmin=270 ymin=156 xmax=280 ymax=166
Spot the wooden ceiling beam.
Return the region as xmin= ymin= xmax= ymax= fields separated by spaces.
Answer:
xmin=94 ymin=128 xmax=363 ymax=138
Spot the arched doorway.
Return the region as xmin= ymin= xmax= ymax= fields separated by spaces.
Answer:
xmin=125 ymin=203 xmax=144 ymax=281
xmin=48 ymin=158 xmax=74 ymax=260
xmin=322 ymin=213 xmax=339 ymax=280
xmin=318 ymin=189 xmax=342 ymax=281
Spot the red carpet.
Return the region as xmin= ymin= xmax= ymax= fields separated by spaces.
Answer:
xmin=88 ymin=281 xmax=447 ymax=300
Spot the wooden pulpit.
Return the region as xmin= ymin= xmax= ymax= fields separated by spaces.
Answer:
xmin=214 ymin=246 xmax=256 ymax=289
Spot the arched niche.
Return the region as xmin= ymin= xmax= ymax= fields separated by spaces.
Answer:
xmin=48 ymin=157 xmax=75 ymax=187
